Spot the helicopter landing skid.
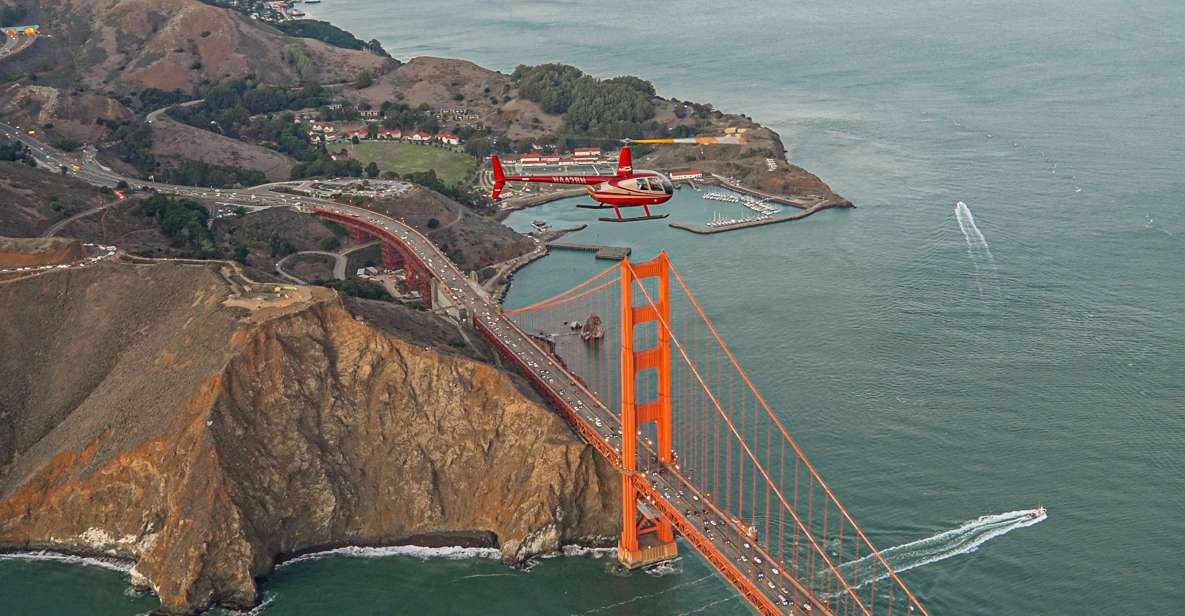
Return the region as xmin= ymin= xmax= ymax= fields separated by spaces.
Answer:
xmin=599 ymin=213 xmax=670 ymax=223
xmin=575 ymin=203 xmax=613 ymax=209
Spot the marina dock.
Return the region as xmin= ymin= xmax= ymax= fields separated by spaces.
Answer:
xmin=702 ymin=174 xmax=823 ymax=209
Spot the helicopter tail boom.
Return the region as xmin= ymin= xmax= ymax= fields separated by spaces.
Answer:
xmin=490 ymin=154 xmax=506 ymax=200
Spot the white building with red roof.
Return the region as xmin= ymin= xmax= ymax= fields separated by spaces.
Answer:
xmin=670 ymin=169 xmax=704 ymax=181
xmin=338 ymin=126 xmax=368 ymax=141
xmin=435 ymin=132 xmax=461 ymax=146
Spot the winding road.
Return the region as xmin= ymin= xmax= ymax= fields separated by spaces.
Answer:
xmin=40 ymin=197 xmax=124 ymax=238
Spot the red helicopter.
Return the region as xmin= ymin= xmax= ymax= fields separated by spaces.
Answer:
xmin=489 ymin=135 xmax=743 ymax=223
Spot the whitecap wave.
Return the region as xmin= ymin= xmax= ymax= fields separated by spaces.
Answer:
xmin=0 ymin=550 xmax=133 ymax=574
xmin=244 ymin=591 xmax=277 ymax=615
xmin=538 ymin=544 xmax=615 ymax=559
xmin=643 ymin=557 xmax=683 ymax=577
xmin=277 ymin=544 xmax=501 ymax=569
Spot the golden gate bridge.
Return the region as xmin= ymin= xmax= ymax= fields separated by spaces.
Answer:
xmin=496 ymin=252 xmax=928 ymax=615
xmin=311 ymin=203 xmax=928 ymax=613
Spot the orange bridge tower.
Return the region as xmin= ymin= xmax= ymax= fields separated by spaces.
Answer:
xmin=617 ymin=252 xmax=678 ymax=568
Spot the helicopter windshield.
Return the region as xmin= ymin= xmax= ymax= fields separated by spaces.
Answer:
xmin=660 ymin=176 xmax=674 ymax=194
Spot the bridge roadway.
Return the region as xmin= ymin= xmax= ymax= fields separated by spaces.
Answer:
xmin=0 ymin=121 xmax=824 ymax=614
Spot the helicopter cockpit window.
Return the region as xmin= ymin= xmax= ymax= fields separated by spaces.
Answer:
xmin=660 ymin=177 xmax=674 ymax=194
xmin=638 ymin=178 xmax=653 ymax=191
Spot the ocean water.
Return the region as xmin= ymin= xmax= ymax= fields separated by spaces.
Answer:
xmin=5 ymin=1 xmax=1183 ymax=613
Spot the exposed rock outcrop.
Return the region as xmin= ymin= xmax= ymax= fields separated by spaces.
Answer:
xmin=0 ymin=261 xmax=617 ymax=614
xmin=0 ymin=236 xmax=82 ymax=268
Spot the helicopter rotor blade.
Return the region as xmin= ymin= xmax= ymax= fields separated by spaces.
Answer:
xmin=628 ymin=135 xmax=745 ymax=145
xmin=535 ymin=131 xmax=747 ymax=146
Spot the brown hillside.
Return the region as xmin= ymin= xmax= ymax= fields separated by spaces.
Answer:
xmin=0 ymin=85 xmax=134 ymax=143
xmin=0 ymin=161 xmax=112 ymax=237
xmin=150 ymin=116 xmax=296 ymax=182
xmin=27 ymin=0 xmax=395 ymax=91
xmin=0 ymin=260 xmax=617 ymax=614
xmin=349 ymin=57 xmax=562 ymax=140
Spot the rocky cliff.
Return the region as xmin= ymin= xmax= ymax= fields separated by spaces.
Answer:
xmin=0 ymin=260 xmax=618 ymax=614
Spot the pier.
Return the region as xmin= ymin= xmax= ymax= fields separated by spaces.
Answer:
xmin=546 ymin=242 xmax=632 ymax=260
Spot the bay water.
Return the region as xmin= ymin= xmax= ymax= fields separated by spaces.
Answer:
xmin=4 ymin=1 xmax=1182 ymax=613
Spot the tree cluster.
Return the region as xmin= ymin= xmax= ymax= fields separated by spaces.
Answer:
xmin=319 ymin=278 xmax=393 ymax=301
xmin=291 ymin=157 xmax=364 ymax=180
xmin=0 ymin=137 xmax=34 ymax=165
xmin=136 ymin=88 xmax=192 ymax=112
xmin=378 ymin=101 xmax=438 ymax=134
xmin=107 ymin=121 xmax=157 ymax=172
xmin=247 ymin=111 xmax=324 ymax=161
xmin=276 ymin=20 xmax=389 ymax=57
xmin=280 ymin=43 xmax=318 ymax=84
xmin=511 ymin=64 xmax=657 ymax=133
xmin=160 ymin=160 xmax=267 ymax=189
xmin=170 ymin=76 xmax=329 ymax=138
xmin=137 ymin=194 xmax=216 ymax=254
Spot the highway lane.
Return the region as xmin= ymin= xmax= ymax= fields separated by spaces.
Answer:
xmin=0 ymin=122 xmax=821 ymax=614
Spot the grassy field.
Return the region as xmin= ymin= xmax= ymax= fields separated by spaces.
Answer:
xmin=343 ymin=142 xmax=475 ymax=187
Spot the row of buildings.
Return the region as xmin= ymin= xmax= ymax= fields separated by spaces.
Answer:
xmin=500 ymin=148 xmax=616 ymax=168
xmin=303 ymin=122 xmax=462 ymax=146
xmin=497 ymin=148 xmax=704 ymax=182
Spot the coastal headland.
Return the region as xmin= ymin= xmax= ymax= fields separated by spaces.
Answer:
xmin=0 ymin=1 xmax=854 ymax=613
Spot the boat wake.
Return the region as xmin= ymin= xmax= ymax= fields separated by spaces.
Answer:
xmin=828 ymin=508 xmax=1046 ymax=594
xmin=955 ymin=201 xmax=997 ymax=293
